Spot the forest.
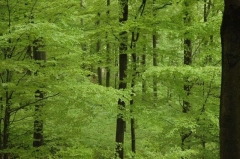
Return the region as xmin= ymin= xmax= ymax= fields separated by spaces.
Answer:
xmin=0 ymin=0 xmax=236 ymax=158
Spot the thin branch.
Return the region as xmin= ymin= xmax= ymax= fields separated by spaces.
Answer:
xmin=28 ymin=0 xmax=38 ymax=21
xmin=0 ymin=74 xmax=4 ymax=83
xmin=135 ymin=0 xmax=147 ymax=19
xmin=154 ymin=2 xmax=172 ymax=11
xmin=192 ymin=38 xmax=205 ymax=57
xmin=10 ymin=93 xmax=60 ymax=113
xmin=16 ymin=71 xmax=29 ymax=86
xmin=200 ymin=73 xmax=215 ymax=113
xmin=10 ymin=112 xmax=33 ymax=125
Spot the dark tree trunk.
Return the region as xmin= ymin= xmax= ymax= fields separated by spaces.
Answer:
xmin=130 ymin=35 xmax=137 ymax=155
xmin=181 ymin=0 xmax=192 ymax=152
xmin=220 ymin=1 xmax=240 ymax=158
xmin=106 ymin=0 xmax=111 ymax=87
xmin=141 ymin=52 xmax=146 ymax=100
xmin=33 ymin=38 xmax=46 ymax=148
xmin=106 ymin=41 xmax=110 ymax=86
xmin=115 ymin=0 xmax=128 ymax=158
xmin=0 ymin=96 xmax=3 ymax=158
xmin=183 ymin=0 xmax=192 ymax=112
xmin=203 ymin=0 xmax=213 ymax=65
xmin=114 ymin=47 xmax=118 ymax=89
xmin=80 ymin=0 xmax=87 ymax=51
xmin=152 ymin=33 xmax=158 ymax=98
xmin=96 ymin=13 xmax=102 ymax=85
xmin=33 ymin=90 xmax=44 ymax=147
xmin=3 ymin=90 xmax=11 ymax=159
xmin=152 ymin=0 xmax=158 ymax=99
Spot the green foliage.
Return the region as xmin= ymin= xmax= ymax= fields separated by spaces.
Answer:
xmin=0 ymin=0 xmax=222 ymax=158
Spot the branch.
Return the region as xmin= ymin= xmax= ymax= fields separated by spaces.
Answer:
xmin=10 ymin=93 xmax=60 ymax=113
xmin=16 ymin=71 xmax=29 ymax=86
xmin=135 ymin=0 xmax=147 ymax=19
xmin=29 ymin=0 xmax=38 ymax=21
xmin=200 ymin=73 xmax=215 ymax=113
xmin=154 ymin=2 xmax=172 ymax=11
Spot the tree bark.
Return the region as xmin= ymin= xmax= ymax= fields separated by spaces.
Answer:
xmin=130 ymin=34 xmax=137 ymax=156
xmin=152 ymin=33 xmax=158 ymax=99
xmin=96 ymin=13 xmax=102 ymax=85
xmin=181 ymin=0 xmax=192 ymax=152
xmin=141 ymin=47 xmax=146 ymax=101
xmin=153 ymin=0 xmax=158 ymax=99
xmin=33 ymin=38 xmax=46 ymax=148
xmin=115 ymin=0 xmax=128 ymax=158
xmin=80 ymin=0 xmax=87 ymax=51
xmin=3 ymin=90 xmax=11 ymax=159
xmin=106 ymin=0 xmax=111 ymax=87
xmin=33 ymin=90 xmax=44 ymax=147
xmin=220 ymin=0 xmax=240 ymax=158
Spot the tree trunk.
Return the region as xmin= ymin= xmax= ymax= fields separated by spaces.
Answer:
xmin=3 ymin=90 xmax=11 ymax=159
xmin=106 ymin=0 xmax=111 ymax=87
xmin=115 ymin=0 xmax=128 ymax=158
xmin=0 ymin=96 xmax=3 ymax=158
xmin=152 ymin=0 xmax=158 ymax=99
xmin=96 ymin=13 xmax=102 ymax=85
xmin=130 ymin=34 xmax=137 ymax=156
xmin=220 ymin=1 xmax=240 ymax=158
xmin=33 ymin=38 xmax=46 ymax=148
xmin=80 ymin=0 xmax=87 ymax=51
xmin=141 ymin=49 xmax=146 ymax=101
xmin=181 ymin=0 xmax=192 ymax=152
xmin=152 ymin=33 xmax=158 ymax=99
xmin=114 ymin=47 xmax=119 ymax=89
xmin=33 ymin=90 xmax=44 ymax=147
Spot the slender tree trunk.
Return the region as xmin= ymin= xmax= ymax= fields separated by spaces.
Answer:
xmin=114 ymin=48 xmax=118 ymax=89
xmin=152 ymin=0 xmax=158 ymax=99
xmin=33 ymin=90 xmax=44 ymax=147
xmin=141 ymin=43 xmax=146 ymax=100
xmin=106 ymin=0 xmax=111 ymax=87
xmin=0 ymin=34 xmax=2 ymax=155
xmin=220 ymin=1 xmax=240 ymax=158
xmin=130 ymin=33 xmax=138 ymax=155
xmin=115 ymin=1 xmax=128 ymax=158
xmin=181 ymin=0 xmax=192 ymax=152
xmin=96 ymin=13 xmax=102 ymax=85
xmin=80 ymin=0 xmax=87 ymax=51
xmin=106 ymin=46 xmax=111 ymax=87
xmin=152 ymin=33 xmax=158 ymax=98
xmin=203 ymin=0 xmax=211 ymax=22
xmin=204 ymin=0 xmax=213 ymax=64
xmin=129 ymin=1 xmax=146 ymax=154
xmin=3 ymin=89 xmax=11 ymax=159
xmin=1 ymin=2 xmax=12 ymax=158
xmin=32 ymin=38 xmax=46 ymax=148
xmin=0 ymin=33 xmax=2 ymax=158
xmin=0 ymin=96 xmax=3 ymax=158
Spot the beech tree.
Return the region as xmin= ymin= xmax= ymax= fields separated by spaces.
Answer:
xmin=115 ymin=0 xmax=128 ymax=158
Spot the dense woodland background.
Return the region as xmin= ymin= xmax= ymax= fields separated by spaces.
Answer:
xmin=0 ymin=0 xmax=223 ymax=158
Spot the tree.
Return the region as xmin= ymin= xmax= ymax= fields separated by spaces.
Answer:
xmin=181 ymin=0 xmax=193 ymax=152
xmin=115 ymin=0 xmax=128 ymax=158
xmin=106 ymin=0 xmax=111 ymax=87
xmin=220 ymin=0 xmax=240 ymax=158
